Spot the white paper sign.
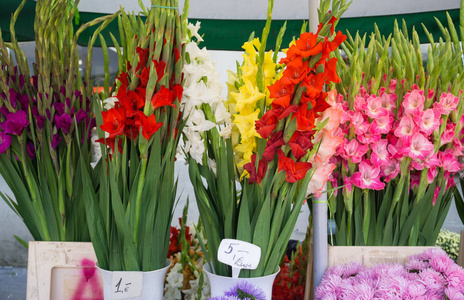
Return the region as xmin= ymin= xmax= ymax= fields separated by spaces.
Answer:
xmin=111 ymin=271 xmax=143 ymax=299
xmin=218 ymin=239 xmax=261 ymax=278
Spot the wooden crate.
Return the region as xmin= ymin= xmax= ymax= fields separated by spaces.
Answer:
xmin=26 ymin=241 xmax=101 ymax=300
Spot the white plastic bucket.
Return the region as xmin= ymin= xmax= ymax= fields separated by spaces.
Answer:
xmin=96 ymin=259 xmax=171 ymax=299
xmin=203 ymin=263 xmax=280 ymax=300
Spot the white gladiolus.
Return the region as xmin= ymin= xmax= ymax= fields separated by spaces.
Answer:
xmin=180 ymin=22 xmax=230 ymax=163
xmin=102 ymin=97 xmax=118 ymax=110
xmin=187 ymin=21 xmax=204 ymax=42
xmin=164 ymin=261 xmax=184 ymax=299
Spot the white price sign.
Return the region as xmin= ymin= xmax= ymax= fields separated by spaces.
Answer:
xmin=218 ymin=239 xmax=261 ymax=278
xmin=111 ymin=271 xmax=143 ymax=299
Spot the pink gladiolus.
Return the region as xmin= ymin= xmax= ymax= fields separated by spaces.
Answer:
xmin=402 ymin=89 xmax=425 ymax=115
xmin=340 ymin=139 xmax=368 ymax=163
xmin=428 ymin=167 xmax=438 ymax=184
xmin=402 ymin=133 xmax=434 ymax=160
xmin=307 ymin=161 xmax=337 ymax=198
xmin=379 ymin=89 xmax=397 ymax=113
xmin=394 ymin=115 xmax=416 ymax=141
xmin=414 ymin=108 xmax=441 ymax=136
xmin=314 ymin=128 xmax=344 ymax=164
xmin=435 ymin=92 xmax=459 ymax=115
xmin=365 ymin=95 xmax=384 ymax=118
xmin=371 ymin=139 xmax=389 ymax=167
xmin=370 ymin=108 xmax=393 ymax=135
xmin=351 ymin=161 xmax=385 ymax=190
xmin=350 ymin=112 xmax=369 ymax=135
xmin=381 ymin=158 xmax=400 ymax=181
xmin=424 ymin=152 xmax=440 ymax=169
xmin=388 ymin=79 xmax=397 ymax=93
xmin=354 ymin=95 xmax=367 ymax=112
xmin=358 ymin=130 xmax=381 ymax=145
xmin=433 ymin=186 xmax=441 ymax=205
xmin=441 ymin=123 xmax=456 ymax=146
xmin=439 ymin=149 xmax=461 ymax=173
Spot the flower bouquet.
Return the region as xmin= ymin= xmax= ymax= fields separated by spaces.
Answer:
xmin=327 ymin=15 xmax=464 ymax=246
xmin=185 ymin=0 xmax=349 ymax=297
xmin=316 ymin=248 xmax=464 ymax=299
xmin=79 ymin=0 xmax=188 ymax=297
xmin=0 ymin=0 xmax=115 ymax=243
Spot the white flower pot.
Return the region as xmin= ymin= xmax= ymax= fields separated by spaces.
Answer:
xmin=96 ymin=259 xmax=171 ymax=300
xmin=203 ymin=263 xmax=279 ymax=300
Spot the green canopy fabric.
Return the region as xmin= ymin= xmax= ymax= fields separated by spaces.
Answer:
xmin=0 ymin=0 xmax=460 ymax=50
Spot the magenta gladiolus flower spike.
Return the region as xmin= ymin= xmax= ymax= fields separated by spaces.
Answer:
xmin=0 ymin=110 xmax=30 ymax=135
xmin=0 ymin=131 xmax=12 ymax=154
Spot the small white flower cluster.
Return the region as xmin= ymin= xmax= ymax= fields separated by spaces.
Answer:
xmin=163 ymin=252 xmax=211 ymax=300
xmin=180 ymin=22 xmax=231 ymax=168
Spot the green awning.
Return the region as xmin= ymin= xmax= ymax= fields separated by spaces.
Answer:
xmin=0 ymin=0 xmax=460 ymax=51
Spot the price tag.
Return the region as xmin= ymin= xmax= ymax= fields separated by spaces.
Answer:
xmin=111 ymin=271 xmax=143 ymax=299
xmin=218 ymin=239 xmax=261 ymax=278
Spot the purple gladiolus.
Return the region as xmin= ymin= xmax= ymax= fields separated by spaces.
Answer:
xmin=18 ymin=94 xmax=30 ymax=111
xmin=54 ymin=102 xmax=65 ymax=115
xmin=55 ymin=113 xmax=72 ymax=134
xmin=51 ymin=134 xmax=62 ymax=150
xmin=0 ymin=131 xmax=11 ymax=154
xmin=75 ymin=109 xmax=87 ymax=123
xmin=65 ymin=97 xmax=71 ymax=108
xmin=26 ymin=141 xmax=36 ymax=159
xmin=32 ymin=107 xmax=45 ymax=130
xmin=0 ymin=110 xmax=30 ymax=135
xmin=8 ymin=89 xmax=17 ymax=109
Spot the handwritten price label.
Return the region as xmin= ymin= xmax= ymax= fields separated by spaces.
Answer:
xmin=111 ymin=271 xmax=143 ymax=299
xmin=218 ymin=239 xmax=261 ymax=277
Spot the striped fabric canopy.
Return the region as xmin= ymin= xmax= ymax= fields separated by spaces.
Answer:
xmin=0 ymin=0 xmax=460 ymax=50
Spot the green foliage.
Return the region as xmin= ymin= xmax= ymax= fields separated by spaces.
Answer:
xmin=436 ymin=229 xmax=461 ymax=262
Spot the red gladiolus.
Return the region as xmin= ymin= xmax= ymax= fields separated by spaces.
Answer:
xmin=142 ymin=114 xmax=163 ymax=140
xmin=288 ymin=131 xmax=314 ymax=160
xmin=100 ymin=107 xmax=126 ymax=138
xmin=262 ymin=131 xmax=286 ymax=162
xmin=119 ymin=90 xmax=145 ymax=117
xmin=269 ymin=78 xmax=295 ymax=109
xmin=96 ymin=137 xmax=123 ymax=154
xmin=278 ymin=150 xmax=312 ymax=183
xmin=324 ymin=57 xmax=341 ymax=84
xmin=243 ymin=154 xmax=268 ymax=184
xmin=294 ymin=32 xmax=323 ymax=58
xmin=152 ymin=86 xmax=176 ymax=110
xmin=282 ymin=56 xmax=309 ymax=84
xmin=172 ymin=84 xmax=183 ymax=103
xmin=256 ymin=109 xmax=279 ymax=139
xmin=153 ymin=60 xmax=166 ymax=82
xmin=137 ymin=67 xmax=150 ymax=88
xmin=135 ymin=47 xmax=149 ymax=72
xmin=295 ymin=104 xmax=316 ymax=132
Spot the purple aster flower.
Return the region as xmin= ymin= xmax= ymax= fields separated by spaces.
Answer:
xmin=51 ymin=134 xmax=62 ymax=150
xmin=223 ymin=281 xmax=266 ymax=300
xmin=0 ymin=110 xmax=30 ymax=135
xmin=55 ymin=113 xmax=72 ymax=135
xmin=0 ymin=131 xmax=12 ymax=154
xmin=26 ymin=141 xmax=36 ymax=160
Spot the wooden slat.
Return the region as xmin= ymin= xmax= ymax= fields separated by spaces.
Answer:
xmin=458 ymin=231 xmax=464 ymax=267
